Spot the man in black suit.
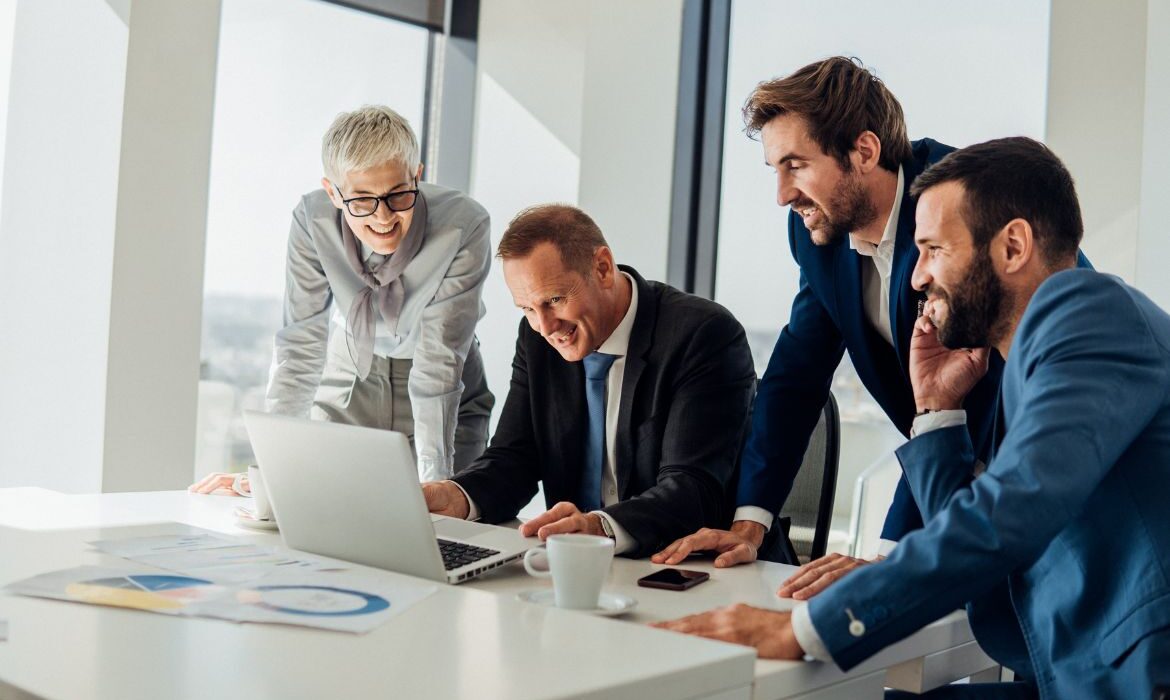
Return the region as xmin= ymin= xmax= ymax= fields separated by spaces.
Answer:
xmin=422 ymin=204 xmax=756 ymax=557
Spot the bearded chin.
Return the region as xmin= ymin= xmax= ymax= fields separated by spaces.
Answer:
xmin=936 ymin=252 xmax=1005 ymax=349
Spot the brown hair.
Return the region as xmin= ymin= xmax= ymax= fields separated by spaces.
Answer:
xmin=743 ymin=56 xmax=911 ymax=172
xmin=910 ymin=137 xmax=1083 ymax=266
xmin=497 ymin=204 xmax=609 ymax=275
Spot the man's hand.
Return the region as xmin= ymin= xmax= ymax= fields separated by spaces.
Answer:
xmin=652 ymin=604 xmax=804 ymax=660
xmin=519 ymin=502 xmax=605 ymax=539
xmin=911 ymin=301 xmax=990 ymax=411
xmin=421 ymin=481 xmax=471 ymax=520
xmin=189 ymin=472 xmax=245 ymax=496
xmin=777 ymin=552 xmax=883 ymax=600
xmin=651 ymin=520 xmax=764 ymax=568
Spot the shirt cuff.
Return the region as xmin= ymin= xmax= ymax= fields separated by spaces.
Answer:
xmin=791 ymin=603 xmax=833 ymax=662
xmin=876 ymin=539 xmax=898 ymax=557
xmin=733 ymin=506 xmax=774 ymax=533
xmin=910 ymin=409 xmax=967 ymax=438
xmin=419 ymin=455 xmax=455 ymax=483
xmin=448 ymin=480 xmax=481 ymax=522
xmin=593 ymin=511 xmax=634 ymax=555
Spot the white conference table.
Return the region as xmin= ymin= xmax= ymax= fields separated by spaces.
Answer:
xmin=0 ymin=488 xmax=994 ymax=699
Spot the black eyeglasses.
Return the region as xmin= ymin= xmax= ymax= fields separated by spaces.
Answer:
xmin=334 ymin=180 xmax=419 ymax=217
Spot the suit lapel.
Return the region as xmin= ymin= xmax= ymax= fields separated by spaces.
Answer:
xmin=615 ymin=266 xmax=654 ymax=499
xmin=890 ymin=163 xmax=927 ymax=373
xmin=547 ymin=348 xmax=587 ymax=501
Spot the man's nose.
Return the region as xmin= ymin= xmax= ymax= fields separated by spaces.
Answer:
xmin=533 ymin=307 xmax=558 ymax=336
xmin=777 ymin=172 xmax=798 ymax=207
xmin=911 ymin=256 xmax=930 ymax=292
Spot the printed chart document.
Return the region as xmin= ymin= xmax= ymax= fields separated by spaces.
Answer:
xmin=5 ymin=566 xmax=435 ymax=634
xmin=88 ymin=531 xmax=346 ymax=582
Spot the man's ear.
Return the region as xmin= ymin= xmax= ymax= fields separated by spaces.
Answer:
xmin=322 ymin=177 xmax=343 ymax=209
xmin=593 ymin=246 xmax=617 ymax=289
xmin=997 ymin=218 xmax=1035 ymax=274
xmin=851 ymin=130 xmax=883 ymax=175
xmin=415 ymin=163 xmax=424 ymax=182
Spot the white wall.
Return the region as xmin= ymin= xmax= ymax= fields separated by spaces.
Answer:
xmin=1137 ymin=0 xmax=1170 ymax=308
xmin=1046 ymin=0 xmax=1148 ymax=282
xmin=471 ymin=0 xmax=682 ymax=427
xmin=0 ymin=0 xmax=18 ymax=221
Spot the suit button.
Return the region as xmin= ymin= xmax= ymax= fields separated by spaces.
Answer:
xmin=849 ymin=620 xmax=866 ymax=637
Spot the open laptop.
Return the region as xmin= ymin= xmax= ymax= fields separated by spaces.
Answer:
xmin=242 ymin=411 xmax=533 ymax=584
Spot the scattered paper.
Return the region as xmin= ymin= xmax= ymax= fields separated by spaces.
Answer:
xmin=5 ymin=566 xmax=435 ymax=634
xmin=89 ymin=532 xmax=347 ymax=583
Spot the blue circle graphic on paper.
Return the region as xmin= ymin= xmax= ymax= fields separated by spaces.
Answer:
xmin=247 ymin=584 xmax=390 ymax=616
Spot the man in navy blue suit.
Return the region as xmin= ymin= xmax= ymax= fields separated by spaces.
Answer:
xmin=654 ymin=57 xmax=1003 ymax=582
xmin=658 ymin=137 xmax=1170 ymax=699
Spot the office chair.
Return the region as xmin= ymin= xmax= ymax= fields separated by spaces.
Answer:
xmin=775 ymin=392 xmax=841 ymax=564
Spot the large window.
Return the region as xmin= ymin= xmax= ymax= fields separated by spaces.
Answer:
xmin=714 ymin=0 xmax=1051 ymax=543
xmin=196 ymin=0 xmax=430 ymax=480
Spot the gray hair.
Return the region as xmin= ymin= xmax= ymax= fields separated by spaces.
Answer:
xmin=321 ymin=105 xmax=420 ymax=182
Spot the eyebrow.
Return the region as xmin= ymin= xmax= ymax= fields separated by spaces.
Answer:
xmin=351 ymin=180 xmax=414 ymax=196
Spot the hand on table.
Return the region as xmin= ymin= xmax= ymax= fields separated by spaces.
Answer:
xmin=910 ymin=300 xmax=990 ymax=411
xmin=422 ymin=481 xmax=471 ymax=520
xmin=777 ymin=552 xmax=884 ymax=600
xmin=188 ymin=472 xmax=246 ymax=496
xmin=519 ymin=502 xmax=605 ymax=539
xmin=651 ymin=520 xmax=765 ymax=568
xmin=652 ymin=604 xmax=804 ymax=660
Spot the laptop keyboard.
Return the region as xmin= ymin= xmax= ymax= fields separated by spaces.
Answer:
xmin=438 ymin=539 xmax=500 ymax=571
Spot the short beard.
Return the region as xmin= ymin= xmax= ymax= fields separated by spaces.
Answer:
xmin=806 ymin=169 xmax=878 ymax=246
xmin=934 ymin=247 xmax=1008 ymax=349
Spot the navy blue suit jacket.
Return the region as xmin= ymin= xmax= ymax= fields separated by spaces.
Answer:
xmin=737 ymin=138 xmax=1003 ymax=541
xmin=808 ymin=270 xmax=1170 ymax=698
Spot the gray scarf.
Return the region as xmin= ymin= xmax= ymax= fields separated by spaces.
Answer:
xmin=340 ymin=192 xmax=428 ymax=379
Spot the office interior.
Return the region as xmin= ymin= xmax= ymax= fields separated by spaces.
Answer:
xmin=0 ymin=0 xmax=1168 ymax=697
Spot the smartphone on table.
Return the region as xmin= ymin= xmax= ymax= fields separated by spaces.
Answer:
xmin=637 ymin=568 xmax=710 ymax=591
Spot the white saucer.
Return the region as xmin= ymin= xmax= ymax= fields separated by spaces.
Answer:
xmin=234 ymin=506 xmax=279 ymax=532
xmin=515 ymin=589 xmax=637 ymax=617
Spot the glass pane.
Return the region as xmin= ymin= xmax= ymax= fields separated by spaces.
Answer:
xmin=197 ymin=0 xmax=429 ymax=482
xmin=715 ymin=0 xmax=1050 ymax=550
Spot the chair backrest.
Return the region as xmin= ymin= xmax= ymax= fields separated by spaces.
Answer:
xmin=779 ymin=392 xmax=841 ymax=564
xmin=847 ymin=451 xmax=903 ymax=559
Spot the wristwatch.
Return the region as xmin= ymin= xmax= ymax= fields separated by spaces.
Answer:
xmin=596 ymin=513 xmax=616 ymax=540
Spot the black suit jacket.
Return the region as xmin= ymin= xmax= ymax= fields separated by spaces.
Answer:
xmin=454 ymin=266 xmax=756 ymax=557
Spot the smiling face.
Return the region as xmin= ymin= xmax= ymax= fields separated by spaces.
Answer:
xmin=912 ymin=181 xmax=1006 ymax=349
xmin=323 ymin=159 xmax=422 ymax=256
xmin=761 ymin=113 xmax=877 ymax=245
xmin=503 ymin=241 xmax=621 ymax=362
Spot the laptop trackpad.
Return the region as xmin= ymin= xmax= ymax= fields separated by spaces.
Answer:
xmin=432 ymin=516 xmax=500 ymax=541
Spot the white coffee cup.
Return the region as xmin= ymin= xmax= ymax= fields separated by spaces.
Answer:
xmin=247 ymin=464 xmax=273 ymax=521
xmin=523 ymin=534 xmax=614 ymax=610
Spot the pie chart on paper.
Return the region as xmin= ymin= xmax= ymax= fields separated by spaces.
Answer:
xmin=237 ymin=584 xmax=391 ymax=616
xmin=64 ymin=574 xmax=223 ymax=611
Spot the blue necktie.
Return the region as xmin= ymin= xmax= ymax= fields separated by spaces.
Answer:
xmin=580 ymin=352 xmax=617 ymax=511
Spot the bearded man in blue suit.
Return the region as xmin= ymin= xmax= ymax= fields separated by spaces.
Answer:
xmin=659 ymin=137 xmax=1170 ymax=699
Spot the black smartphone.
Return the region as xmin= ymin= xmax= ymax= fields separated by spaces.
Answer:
xmin=637 ymin=568 xmax=710 ymax=591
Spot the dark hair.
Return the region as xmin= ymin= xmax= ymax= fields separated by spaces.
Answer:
xmin=497 ymin=204 xmax=609 ymax=275
xmin=743 ymin=56 xmax=911 ymax=172
xmin=910 ymin=137 xmax=1083 ymax=265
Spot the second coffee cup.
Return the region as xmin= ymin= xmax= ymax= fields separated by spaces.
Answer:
xmin=523 ymin=533 xmax=615 ymax=610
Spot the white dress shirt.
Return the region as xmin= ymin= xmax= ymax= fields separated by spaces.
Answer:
xmin=734 ymin=168 xmax=906 ymax=533
xmin=461 ymin=273 xmax=639 ymax=553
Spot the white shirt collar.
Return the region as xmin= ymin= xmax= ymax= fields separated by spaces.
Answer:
xmin=849 ymin=166 xmax=904 ymax=257
xmin=596 ymin=271 xmax=638 ymax=357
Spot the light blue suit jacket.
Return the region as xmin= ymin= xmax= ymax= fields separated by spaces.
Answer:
xmin=807 ymin=269 xmax=1170 ymax=699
